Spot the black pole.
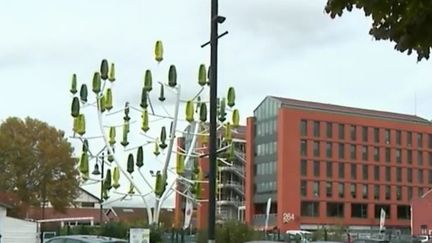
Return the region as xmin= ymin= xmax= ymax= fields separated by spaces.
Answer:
xmin=208 ymin=0 xmax=218 ymax=241
xmin=100 ymin=153 xmax=105 ymax=228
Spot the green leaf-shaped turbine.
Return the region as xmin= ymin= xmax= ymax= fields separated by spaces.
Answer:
xmin=227 ymin=87 xmax=235 ymax=107
xmin=136 ymin=146 xmax=144 ymax=168
xmin=92 ymin=72 xmax=102 ymax=93
xmin=198 ymin=64 xmax=207 ymax=86
xmin=70 ymin=74 xmax=77 ymax=94
xmin=199 ymin=103 xmax=207 ymax=122
xmin=100 ymin=59 xmax=109 ymax=80
xmin=155 ymin=40 xmax=163 ymax=63
xmin=186 ymin=100 xmax=194 ymax=122
xmin=109 ymin=63 xmax=116 ymax=82
xmin=141 ymin=109 xmax=149 ymax=132
xmin=80 ymin=84 xmax=88 ymax=103
xmin=144 ymin=70 xmax=152 ymax=92
xmin=105 ymin=88 xmax=113 ymax=111
xmin=168 ymin=65 xmax=177 ymax=87
xmin=127 ymin=154 xmax=134 ymax=174
xmin=71 ymin=97 xmax=80 ymax=118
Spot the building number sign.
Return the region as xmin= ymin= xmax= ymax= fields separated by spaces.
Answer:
xmin=282 ymin=212 xmax=295 ymax=224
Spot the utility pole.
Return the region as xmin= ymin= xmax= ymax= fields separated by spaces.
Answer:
xmin=201 ymin=1 xmax=226 ymax=241
xmin=208 ymin=0 xmax=225 ymax=241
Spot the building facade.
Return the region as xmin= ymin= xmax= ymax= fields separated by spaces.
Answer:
xmin=246 ymin=96 xmax=432 ymax=233
xmin=174 ymin=123 xmax=246 ymax=230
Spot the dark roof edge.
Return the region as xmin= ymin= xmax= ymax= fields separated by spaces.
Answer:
xmin=271 ymin=96 xmax=431 ymax=125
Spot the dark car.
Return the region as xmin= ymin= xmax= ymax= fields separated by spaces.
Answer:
xmin=44 ymin=235 xmax=128 ymax=243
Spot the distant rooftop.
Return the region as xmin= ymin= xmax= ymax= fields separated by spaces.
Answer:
xmin=270 ymin=96 xmax=431 ymax=125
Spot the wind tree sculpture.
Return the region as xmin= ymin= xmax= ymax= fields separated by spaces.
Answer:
xmin=69 ymin=41 xmax=241 ymax=225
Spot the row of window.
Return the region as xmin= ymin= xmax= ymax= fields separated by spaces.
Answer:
xmin=256 ymin=142 xmax=277 ymax=156
xmin=300 ymin=180 xmax=430 ymax=201
xmin=300 ymin=120 xmax=432 ymax=148
xmin=301 ymin=201 xmax=410 ymax=220
xmin=256 ymin=119 xmax=277 ymax=137
xmin=255 ymin=181 xmax=277 ymax=193
xmin=300 ymin=160 xmax=432 ymax=184
xmin=255 ymin=161 xmax=277 ymax=175
xmin=301 ymin=140 xmax=432 ymax=166
xmin=254 ymin=99 xmax=280 ymax=121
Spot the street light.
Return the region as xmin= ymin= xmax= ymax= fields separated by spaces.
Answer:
xmin=207 ymin=0 xmax=226 ymax=241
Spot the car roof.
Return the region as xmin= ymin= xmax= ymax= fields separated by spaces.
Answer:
xmin=46 ymin=235 xmax=127 ymax=242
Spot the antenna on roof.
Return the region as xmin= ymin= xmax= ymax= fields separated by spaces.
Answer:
xmin=414 ymin=92 xmax=417 ymax=116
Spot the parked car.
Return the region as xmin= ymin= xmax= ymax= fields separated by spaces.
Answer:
xmin=44 ymin=235 xmax=127 ymax=243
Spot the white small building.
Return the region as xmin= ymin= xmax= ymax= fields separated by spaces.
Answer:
xmin=0 ymin=203 xmax=39 ymax=243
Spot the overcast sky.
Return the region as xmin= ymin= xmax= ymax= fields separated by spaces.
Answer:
xmin=1 ymin=0 xmax=431 ymax=208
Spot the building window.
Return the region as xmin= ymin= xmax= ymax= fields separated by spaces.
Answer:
xmin=407 ymin=149 xmax=412 ymax=164
xmin=301 ymin=140 xmax=307 ymax=156
xmin=374 ymin=185 xmax=380 ymax=200
xmin=300 ymin=120 xmax=307 ymax=137
xmin=428 ymin=152 xmax=432 ymax=166
xmin=351 ymin=164 xmax=357 ymax=180
xmin=374 ymin=128 xmax=380 ymax=143
xmin=362 ymin=126 xmax=368 ymax=142
xmin=397 ymin=205 xmax=411 ymax=220
xmin=417 ymin=133 xmax=423 ymax=148
xmin=385 ymin=166 xmax=391 ymax=182
xmin=385 ymin=129 xmax=391 ymax=144
xmin=338 ymin=163 xmax=345 ymax=179
xmin=429 ymin=134 xmax=432 ymax=149
xmin=300 ymin=180 xmax=307 ymax=197
xmin=385 ymin=185 xmax=391 ymax=200
xmin=362 ymin=146 xmax=368 ymax=160
xmin=407 ymin=132 xmax=412 ymax=147
xmin=396 ymin=167 xmax=402 ymax=182
xmin=419 ymin=187 xmax=424 ymax=198
xmin=429 ymin=170 xmax=432 ymax=184
xmin=338 ymin=124 xmax=345 ymax=140
xmin=326 ymin=182 xmax=333 ymax=197
xmin=396 ymin=130 xmax=401 ymax=145
xmin=326 ymin=122 xmax=333 ymax=138
xmin=408 ymin=187 xmax=413 ymax=200
xmin=418 ymin=151 xmax=423 ymax=166
xmin=350 ymin=125 xmax=357 ymax=141
xmin=338 ymin=143 xmax=345 ymax=159
xmin=313 ymin=181 xmax=320 ymax=196
xmin=375 ymin=205 xmax=390 ymax=219
xmin=313 ymin=121 xmax=320 ymax=137
xmin=407 ymin=168 xmax=413 ymax=183
xmin=396 ymin=186 xmax=402 ymax=201
xmin=362 ymin=184 xmax=368 ymax=199
xmin=326 ymin=161 xmax=333 ymax=178
xmin=350 ymin=183 xmax=357 ymax=198
xmin=326 ymin=142 xmax=332 ymax=158
xmin=313 ymin=141 xmax=320 ymax=157
xmin=374 ymin=147 xmax=380 ymax=162
xmin=418 ymin=169 xmax=424 ymax=184
xmin=327 ymin=202 xmax=344 ymax=217
xmin=362 ymin=164 xmax=369 ymax=180
xmin=301 ymin=201 xmax=319 ymax=217
xmin=81 ymin=202 xmax=95 ymax=208
xmin=313 ymin=160 xmax=320 ymax=177
xmin=374 ymin=165 xmax=380 ymax=181
xmin=301 ymin=160 xmax=307 ymax=176
xmin=338 ymin=183 xmax=345 ymax=198
xmin=350 ymin=144 xmax=356 ymax=160
xmin=396 ymin=149 xmax=402 ymax=163
xmin=351 ymin=203 xmax=368 ymax=218
xmin=385 ymin=148 xmax=391 ymax=163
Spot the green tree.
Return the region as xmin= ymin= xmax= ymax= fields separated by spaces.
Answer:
xmin=0 ymin=117 xmax=80 ymax=212
xmin=324 ymin=0 xmax=432 ymax=61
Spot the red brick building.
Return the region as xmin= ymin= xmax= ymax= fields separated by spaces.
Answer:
xmin=245 ymin=96 xmax=432 ymax=233
xmin=411 ymin=189 xmax=432 ymax=235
